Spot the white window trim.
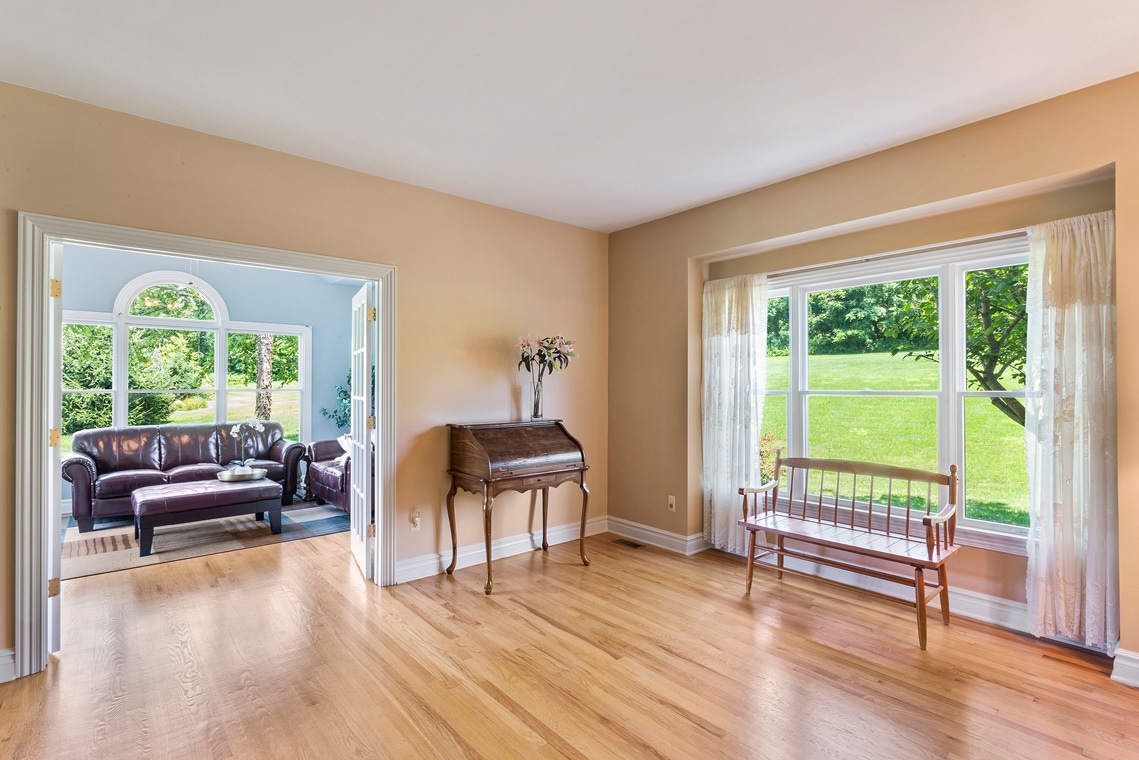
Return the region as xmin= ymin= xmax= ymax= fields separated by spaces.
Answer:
xmin=764 ymin=234 xmax=1030 ymax=555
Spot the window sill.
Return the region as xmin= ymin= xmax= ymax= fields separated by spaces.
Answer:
xmin=955 ymin=524 xmax=1027 ymax=557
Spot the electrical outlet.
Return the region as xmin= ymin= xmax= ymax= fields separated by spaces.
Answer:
xmin=410 ymin=508 xmax=421 ymax=532
xmin=667 ymin=495 xmax=676 ymax=512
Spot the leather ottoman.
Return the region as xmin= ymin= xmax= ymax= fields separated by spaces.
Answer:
xmin=131 ymin=480 xmax=284 ymax=557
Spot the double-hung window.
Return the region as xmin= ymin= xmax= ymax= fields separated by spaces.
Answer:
xmin=761 ymin=236 xmax=1029 ymax=550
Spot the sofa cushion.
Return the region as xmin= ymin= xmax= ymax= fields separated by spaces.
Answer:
xmin=166 ymin=463 xmax=225 ymax=483
xmin=93 ymin=469 xmax=167 ymax=499
xmin=159 ymin=425 xmax=221 ymax=469
xmin=73 ymin=426 xmax=162 ymax=474
xmin=310 ymin=459 xmax=347 ymax=491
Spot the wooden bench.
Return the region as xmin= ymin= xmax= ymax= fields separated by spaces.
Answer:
xmin=738 ymin=452 xmax=959 ymax=649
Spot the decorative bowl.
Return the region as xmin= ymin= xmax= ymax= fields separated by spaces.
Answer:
xmin=218 ymin=468 xmax=267 ymax=482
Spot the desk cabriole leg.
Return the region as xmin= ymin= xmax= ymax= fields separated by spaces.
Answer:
xmin=541 ymin=487 xmax=549 ymax=551
xmin=445 ymin=479 xmax=458 ymax=574
xmin=578 ymin=480 xmax=591 ymax=567
xmin=483 ymin=488 xmax=495 ymax=594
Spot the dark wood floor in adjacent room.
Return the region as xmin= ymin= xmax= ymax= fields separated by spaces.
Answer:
xmin=1 ymin=531 xmax=1137 ymax=759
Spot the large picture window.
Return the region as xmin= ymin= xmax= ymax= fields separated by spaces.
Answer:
xmin=764 ymin=236 xmax=1029 ymax=545
xmin=62 ymin=272 xmax=310 ymax=448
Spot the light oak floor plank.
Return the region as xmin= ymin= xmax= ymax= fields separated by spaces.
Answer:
xmin=1 ymin=532 xmax=1138 ymax=759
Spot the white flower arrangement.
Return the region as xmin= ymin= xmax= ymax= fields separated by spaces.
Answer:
xmin=517 ymin=335 xmax=575 ymax=418
xmin=229 ymin=419 xmax=265 ymax=469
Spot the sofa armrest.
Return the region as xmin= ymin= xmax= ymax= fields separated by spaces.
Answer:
xmin=269 ymin=439 xmax=306 ymax=505
xmin=62 ymin=453 xmax=98 ymax=520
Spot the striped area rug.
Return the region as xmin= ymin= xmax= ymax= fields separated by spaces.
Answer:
xmin=62 ymin=503 xmax=349 ymax=579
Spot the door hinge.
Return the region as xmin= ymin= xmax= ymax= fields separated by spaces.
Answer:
xmin=367 ymin=307 xmax=377 ymax=322
xmin=50 ymin=279 xmax=62 ymax=298
xmin=367 ymin=524 xmax=375 ymax=538
xmin=48 ymin=577 xmax=60 ymax=598
xmin=367 ymin=415 xmax=376 ymax=430
xmin=49 ymin=428 xmax=61 ymax=447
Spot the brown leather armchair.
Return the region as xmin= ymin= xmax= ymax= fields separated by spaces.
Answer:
xmin=306 ymin=439 xmax=350 ymax=511
xmin=62 ymin=421 xmax=305 ymax=532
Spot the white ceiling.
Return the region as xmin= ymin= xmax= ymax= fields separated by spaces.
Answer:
xmin=2 ymin=2 xmax=1138 ymax=233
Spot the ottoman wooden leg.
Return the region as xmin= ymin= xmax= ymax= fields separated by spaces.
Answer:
xmin=269 ymin=509 xmax=282 ymax=534
xmin=134 ymin=519 xmax=140 ymax=540
xmin=139 ymin=521 xmax=155 ymax=557
xmin=255 ymin=511 xmax=264 ymax=521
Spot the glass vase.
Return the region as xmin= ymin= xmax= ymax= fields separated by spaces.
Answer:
xmin=530 ymin=373 xmax=544 ymax=420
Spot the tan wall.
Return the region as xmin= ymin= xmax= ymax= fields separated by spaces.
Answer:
xmin=609 ymin=73 xmax=1139 ymax=645
xmin=0 ymin=82 xmax=609 ymax=651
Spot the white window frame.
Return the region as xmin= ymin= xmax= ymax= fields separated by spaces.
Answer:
xmin=63 ymin=271 xmax=313 ymax=442
xmin=765 ymin=235 xmax=1030 ymax=555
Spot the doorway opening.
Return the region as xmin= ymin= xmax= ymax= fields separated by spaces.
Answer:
xmin=15 ymin=213 xmax=397 ymax=679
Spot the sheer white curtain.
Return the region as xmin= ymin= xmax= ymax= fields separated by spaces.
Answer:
xmin=702 ymin=274 xmax=767 ymax=554
xmin=1025 ymin=210 xmax=1118 ymax=652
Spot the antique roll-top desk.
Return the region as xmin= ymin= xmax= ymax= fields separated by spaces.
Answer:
xmin=446 ymin=420 xmax=590 ymax=594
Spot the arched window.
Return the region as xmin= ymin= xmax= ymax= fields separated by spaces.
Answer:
xmin=114 ymin=272 xmax=225 ymax=430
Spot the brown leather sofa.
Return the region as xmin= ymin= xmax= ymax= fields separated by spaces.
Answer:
xmin=62 ymin=421 xmax=305 ymax=532
xmin=306 ymin=439 xmax=350 ymax=511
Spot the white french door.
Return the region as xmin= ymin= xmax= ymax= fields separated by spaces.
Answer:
xmin=349 ymin=283 xmax=375 ymax=579
xmin=48 ymin=243 xmax=63 ymax=653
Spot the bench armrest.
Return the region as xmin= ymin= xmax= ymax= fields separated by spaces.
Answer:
xmin=738 ymin=479 xmax=778 ymax=522
xmin=922 ymin=503 xmax=958 ymax=557
xmin=922 ymin=502 xmax=957 ymax=526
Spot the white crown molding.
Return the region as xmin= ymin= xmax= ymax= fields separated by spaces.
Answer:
xmin=0 ymin=648 xmax=15 ymax=684
xmin=1112 ymin=648 xmax=1139 ymax=689
xmin=394 ymin=516 xmax=609 ymax=584
xmin=606 ymin=517 xmax=709 ymax=556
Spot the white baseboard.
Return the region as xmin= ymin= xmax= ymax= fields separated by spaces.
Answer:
xmin=61 ymin=498 xmax=72 ymax=519
xmin=1111 ymin=648 xmax=1139 ymax=688
xmin=0 ymin=648 xmax=15 ymax=684
xmin=607 ymin=516 xmax=709 ymax=556
xmin=751 ymin=552 xmax=1030 ymax=633
xmin=394 ymin=516 xmax=610 ymax=584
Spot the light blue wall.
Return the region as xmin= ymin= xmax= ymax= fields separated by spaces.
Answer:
xmin=62 ymin=243 xmax=364 ymax=444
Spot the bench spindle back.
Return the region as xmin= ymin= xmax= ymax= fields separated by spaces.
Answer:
xmin=743 ymin=450 xmax=958 ymax=550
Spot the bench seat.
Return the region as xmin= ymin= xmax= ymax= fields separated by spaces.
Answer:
xmin=744 ymin=512 xmax=960 ymax=569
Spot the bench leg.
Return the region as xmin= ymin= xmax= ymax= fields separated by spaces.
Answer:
xmin=134 ymin=518 xmax=140 ymax=540
xmin=139 ymin=521 xmax=155 ymax=558
xmin=914 ymin=568 xmax=928 ymax=650
xmin=776 ymin=535 xmax=785 ymax=580
xmin=938 ymin=565 xmax=951 ymax=625
xmin=745 ymin=529 xmax=757 ymax=595
xmin=255 ymin=511 xmax=264 ymax=521
xmin=269 ymin=509 xmax=282 ymax=535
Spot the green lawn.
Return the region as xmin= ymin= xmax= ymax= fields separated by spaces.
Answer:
xmin=62 ymin=388 xmax=302 ymax=454
xmin=763 ymin=353 xmax=1028 ymax=527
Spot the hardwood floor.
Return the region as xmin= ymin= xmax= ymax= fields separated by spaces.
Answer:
xmin=1 ymin=532 xmax=1137 ymax=759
